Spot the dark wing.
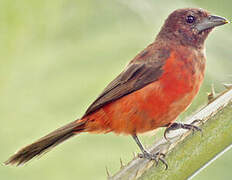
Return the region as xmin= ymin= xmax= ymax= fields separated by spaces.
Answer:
xmin=83 ymin=59 xmax=166 ymax=117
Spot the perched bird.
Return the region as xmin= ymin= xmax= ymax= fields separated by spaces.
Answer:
xmin=5 ymin=8 xmax=229 ymax=168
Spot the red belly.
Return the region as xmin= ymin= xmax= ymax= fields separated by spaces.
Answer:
xmin=83 ymin=52 xmax=205 ymax=134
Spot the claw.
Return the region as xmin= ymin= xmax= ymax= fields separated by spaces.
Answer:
xmin=185 ymin=123 xmax=203 ymax=137
xmin=154 ymin=152 xmax=165 ymax=166
xmin=133 ymin=135 xmax=168 ymax=170
xmin=164 ymin=123 xmax=180 ymax=141
xmin=164 ymin=128 xmax=170 ymax=142
xmin=191 ymin=119 xmax=204 ymax=125
xmin=164 ymin=122 xmax=202 ymax=141
xmin=138 ymin=151 xmax=168 ymax=169
xmin=159 ymin=156 xmax=168 ymax=170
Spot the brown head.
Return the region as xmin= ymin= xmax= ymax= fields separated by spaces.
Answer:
xmin=157 ymin=8 xmax=229 ymax=48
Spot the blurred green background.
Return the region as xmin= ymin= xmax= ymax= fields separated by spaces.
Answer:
xmin=0 ymin=0 xmax=231 ymax=179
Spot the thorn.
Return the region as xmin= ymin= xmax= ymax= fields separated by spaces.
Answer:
xmin=224 ymin=83 xmax=232 ymax=89
xmin=210 ymin=83 xmax=215 ymax=95
xmin=120 ymin=158 xmax=124 ymax=169
xmin=145 ymin=144 xmax=148 ymax=149
xmin=208 ymin=84 xmax=216 ymax=103
xmin=132 ymin=152 xmax=137 ymax=158
xmin=135 ymin=169 xmax=140 ymax=178
xmin=145 ymin=160 xmax=151 ymax=168
xmin=105 ymin=166 xmax=110 ymax=177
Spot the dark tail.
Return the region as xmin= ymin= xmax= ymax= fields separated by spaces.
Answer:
xmin=5 ymin=120 xmax=86 ymax=166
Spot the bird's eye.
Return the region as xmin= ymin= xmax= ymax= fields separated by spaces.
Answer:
xmin=186 ymin=15 xmax=195 ymax=23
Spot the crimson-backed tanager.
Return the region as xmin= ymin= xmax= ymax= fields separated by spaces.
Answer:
xmin=5 ymin=8 xmax=229 ymax=168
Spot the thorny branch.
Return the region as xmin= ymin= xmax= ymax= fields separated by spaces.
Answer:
xmin=109 ymin=86 xmax=232 ymax=180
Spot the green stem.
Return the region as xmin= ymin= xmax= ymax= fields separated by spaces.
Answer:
xmin=110 ymin=88 xmax=232 ymax=180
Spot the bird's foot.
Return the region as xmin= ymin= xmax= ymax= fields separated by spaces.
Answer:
xmin=190 ymin=119 xmax=204 ymax=126
xmin=164 ymin=121 xmax=203 ymax=141
xmin=138 ymin=151 xmax=168 ymax=170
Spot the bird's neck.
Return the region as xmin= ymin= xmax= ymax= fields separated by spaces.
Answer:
xmin=152 ymin=37 xmax=206 ymax=74
xmin=155 ymin=30 xmax=206 ymax=50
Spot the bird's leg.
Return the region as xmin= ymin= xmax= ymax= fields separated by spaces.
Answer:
xmin=132 ymin=134 xmax=168 ymax=169
xmin=164 ymin=120 xmax=203 ymax=141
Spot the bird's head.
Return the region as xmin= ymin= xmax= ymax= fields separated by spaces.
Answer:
xmin=157 ymin=8 xmax=229 ymax=48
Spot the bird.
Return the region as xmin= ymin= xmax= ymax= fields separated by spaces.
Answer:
xmin=5 ymin=8 xmax=229 ymax=168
